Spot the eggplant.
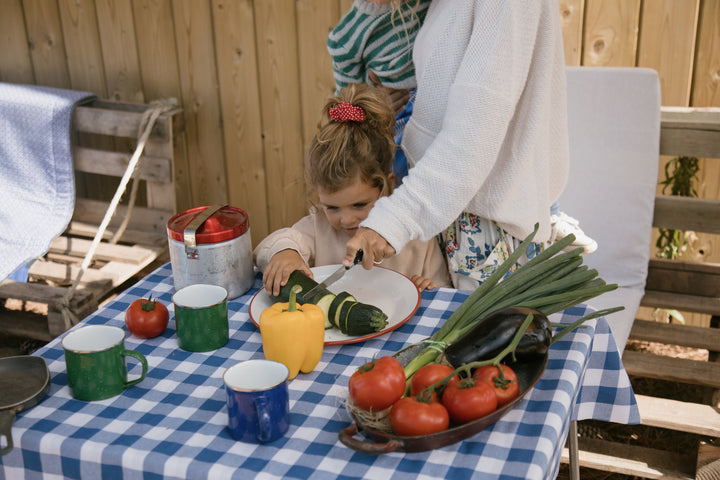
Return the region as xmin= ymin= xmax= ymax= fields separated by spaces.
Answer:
xmin=443 ymin=306 xmax=552 ymax=368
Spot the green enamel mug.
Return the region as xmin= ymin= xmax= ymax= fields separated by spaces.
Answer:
xmin=172 ymin=284 xmax=229 ymax=352
xmin=62 ymin=325 xmax=148 ymax=401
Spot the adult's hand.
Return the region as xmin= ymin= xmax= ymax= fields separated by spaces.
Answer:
xmin=344 ymin=227 xmax=396 ymax=270
xmin=369 ymin=71 xmax=410 ymax=115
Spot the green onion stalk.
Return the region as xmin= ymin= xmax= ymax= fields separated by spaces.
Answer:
xmin=402 ymin=224 xmax=623 ymax=378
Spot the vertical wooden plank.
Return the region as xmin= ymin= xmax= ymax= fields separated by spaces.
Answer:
xmin=691 ymin=0 xmax=720 ymax=107
xmin=687 ymin=0 xmax=720 ymax=271
xmin=172 ymin=0 xmax=228 ymax=207
xmin=212 ymin=0 xmax=269 ymax=245
xmin=637 ymin=0 xmax=699 ymax=106
xmin=58 ymin=0 xmax=113 ymax=203
xmin=94 ymin=0 xmax=144 ymax=103
xmin=581 ymin=0 xmax=640 ymax=66
xmin=0 ymin=0 xmax=35 ymax=83
xmin=339 ymin=0 xmax=352 ymax=14
xmin=640 ymin=1 xmax=702 ymax=327
xmin=132 ymin=0 xmax=192 ymax=213
xmin=57 ymin=0 xmax=107 ymax=95
xmin=255 ymin=0 xmax=307 ymax=231
xmin=22 ymin=0 xmax=72 ymax=88
xmin=559 ymin=0 xmax=585 ymax=66
xmin=296 ymin=0 xmax=338 ymax=147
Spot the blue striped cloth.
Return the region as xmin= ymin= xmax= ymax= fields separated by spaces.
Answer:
xmin=0 ymin=83 xmax=95 ymax=282
xmin=0 ymin=263 xmax=639 ymax=480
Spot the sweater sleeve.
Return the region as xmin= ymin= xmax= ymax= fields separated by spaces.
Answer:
xmin=361 ymin=2 xmax=552 ymax=251
xmin=252 ymin=215 xmax=317 ymax=272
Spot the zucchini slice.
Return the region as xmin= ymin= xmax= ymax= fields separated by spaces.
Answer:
xmin=336 ymin=301 xmax=388 ymax=336
xmin=329 ymin=291 xmax=357 ymax=329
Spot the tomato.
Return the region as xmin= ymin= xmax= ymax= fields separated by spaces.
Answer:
xmin=348 ymin=356 xmax=406 ymax=411
xmin=473 ymin=364 xmax=520 ymax=408
xmin=125 ymin=295 xmax=169 ymax=339
xmin=409 ymin=363 xmax=456 ymax=399
xmin=390 ymin=397 xmax=450 ymax=436
xmin=442 ymin=376 xmax=498 ymax=423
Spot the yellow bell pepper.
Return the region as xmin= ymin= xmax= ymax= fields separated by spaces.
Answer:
xmin=259 ymin=285 xmax=325 ymax=380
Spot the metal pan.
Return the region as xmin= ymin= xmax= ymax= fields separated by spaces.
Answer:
xmin=0 ymin=355 xmax=51 ymax=455
xmin=339 ymin=343 xmax=548 ymax=453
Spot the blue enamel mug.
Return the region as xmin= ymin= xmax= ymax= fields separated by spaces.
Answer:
xmin=223 ymin=359 xmax=290 ymax=443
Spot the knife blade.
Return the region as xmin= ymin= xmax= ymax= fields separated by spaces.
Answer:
xmin=303 ymin=251 xmax=363 ymax=299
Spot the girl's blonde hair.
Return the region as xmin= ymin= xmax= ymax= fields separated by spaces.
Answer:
xmin=306 ymin=84 xmax=396 ymax=199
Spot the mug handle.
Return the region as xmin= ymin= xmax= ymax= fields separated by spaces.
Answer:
xmin=255 ymin=397 xmax=274 ymax=443
xmin=122 ymin=349 xmax=148 ymax=388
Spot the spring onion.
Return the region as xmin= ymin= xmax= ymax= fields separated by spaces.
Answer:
xmin=402 ymin=224 xmax=623 ymax=378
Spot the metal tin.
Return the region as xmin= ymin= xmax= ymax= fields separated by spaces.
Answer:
xmin=167 ymin=205 xmax=254 ymax=299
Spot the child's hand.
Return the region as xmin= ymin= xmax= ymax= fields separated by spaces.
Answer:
xmin=263 ymin=249 xmax=313 ymax=297
xmin=411 ymin=275 xmax=437 ymax=292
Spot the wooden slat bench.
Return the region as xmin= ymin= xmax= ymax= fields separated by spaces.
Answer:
xmin=561 ymin=106 xmax=720 ymax=479
xmin=0 ymin=99 xmax=184 ymax=341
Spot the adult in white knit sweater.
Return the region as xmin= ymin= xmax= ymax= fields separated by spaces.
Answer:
xmin=343 ymin=0 xmax=570 ymax=290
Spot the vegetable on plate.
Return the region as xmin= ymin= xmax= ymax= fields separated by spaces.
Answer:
xmin=271 ymin=270 xmax=388 ymax=336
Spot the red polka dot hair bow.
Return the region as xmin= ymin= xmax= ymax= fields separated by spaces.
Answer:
xmin=329 ymin=101 xmax=366 ymax=122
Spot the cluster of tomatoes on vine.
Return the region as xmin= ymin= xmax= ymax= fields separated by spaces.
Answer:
xmin=348 ymin=356 xmax=519 ymax=436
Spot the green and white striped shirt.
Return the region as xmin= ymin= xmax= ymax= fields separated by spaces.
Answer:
xmin=328 ymin=0 xmax=430 ymax=91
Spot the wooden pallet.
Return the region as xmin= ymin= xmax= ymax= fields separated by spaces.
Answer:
xmin=561 ymin=106 xmax=720 ymax=479
xmin=0 ymin=99 xmax=183 ymax=341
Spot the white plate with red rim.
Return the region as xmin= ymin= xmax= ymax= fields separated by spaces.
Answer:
xmin=249 ymin=265 xmax=421 ymax=345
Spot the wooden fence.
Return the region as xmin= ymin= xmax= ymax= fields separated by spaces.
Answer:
xmin=1 ymin=0 xmax=718 ymax=324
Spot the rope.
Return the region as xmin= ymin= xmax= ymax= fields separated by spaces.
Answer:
xmin=60 ymin=98 xmax=178 ymax=330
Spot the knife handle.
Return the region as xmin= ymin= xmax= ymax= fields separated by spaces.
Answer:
xmin=347 ymin=250 xmax=363 ymax=269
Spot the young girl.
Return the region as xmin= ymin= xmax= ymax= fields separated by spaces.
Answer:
xmin=253 ymin=84 xmax=450 ymax=296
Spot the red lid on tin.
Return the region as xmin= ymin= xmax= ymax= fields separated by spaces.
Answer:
xmin=167 ymin=205 xmax=249 ymax=244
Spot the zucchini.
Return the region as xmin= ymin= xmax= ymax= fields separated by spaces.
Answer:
xmin=270 ymin=270 xmax=389 ymax=336
xmin=270 ymin=270 xmax=335 ymax=327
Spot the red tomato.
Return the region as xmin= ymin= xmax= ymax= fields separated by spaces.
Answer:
xmin=409 ymin=363 xmax=456 ymax=399
xmin=473 ymin=364 xmax=520 ymax=408
xmin=442 ymin=376 xmax=498 ymax=423
xmin=348 ymin=356 xmax=406 ymax=411
xmin=390 ymin=397 xmax=450 ymax=436
xmin=125 ymin=295 xmax=169 ymax=339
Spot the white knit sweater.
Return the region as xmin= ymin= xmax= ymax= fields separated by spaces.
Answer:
xmin=360 ymin=0 xmax=570 ymax=250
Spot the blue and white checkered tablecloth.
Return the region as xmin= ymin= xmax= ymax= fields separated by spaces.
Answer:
xmin=0 ymin=263 xmax=639 ymax=480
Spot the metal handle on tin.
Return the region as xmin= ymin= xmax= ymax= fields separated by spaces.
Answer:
xmin=183 ymin=204 xmax=227 ymax=259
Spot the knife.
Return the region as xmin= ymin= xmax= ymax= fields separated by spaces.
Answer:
xmin=303 ymin=251 xmax=363 ymax=299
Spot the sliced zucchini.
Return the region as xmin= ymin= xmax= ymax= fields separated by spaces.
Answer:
xmin=268 ymin=270 xmax=389 ymax=336
xmin=313 ymin=292 xmax=337 ymax=329
xmin=269 ymin=270 xmax=336 ymax=327
xmin=269 ymin=270 xmax=325 ymax=303
xmin=336 ymin=301 xmax=388 ymax=336
xmin=328 ymin=291 xmax=357 ymax=329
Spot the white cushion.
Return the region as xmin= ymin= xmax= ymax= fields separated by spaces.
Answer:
xmin=560 ymin=67 xmax=660 ymax=351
